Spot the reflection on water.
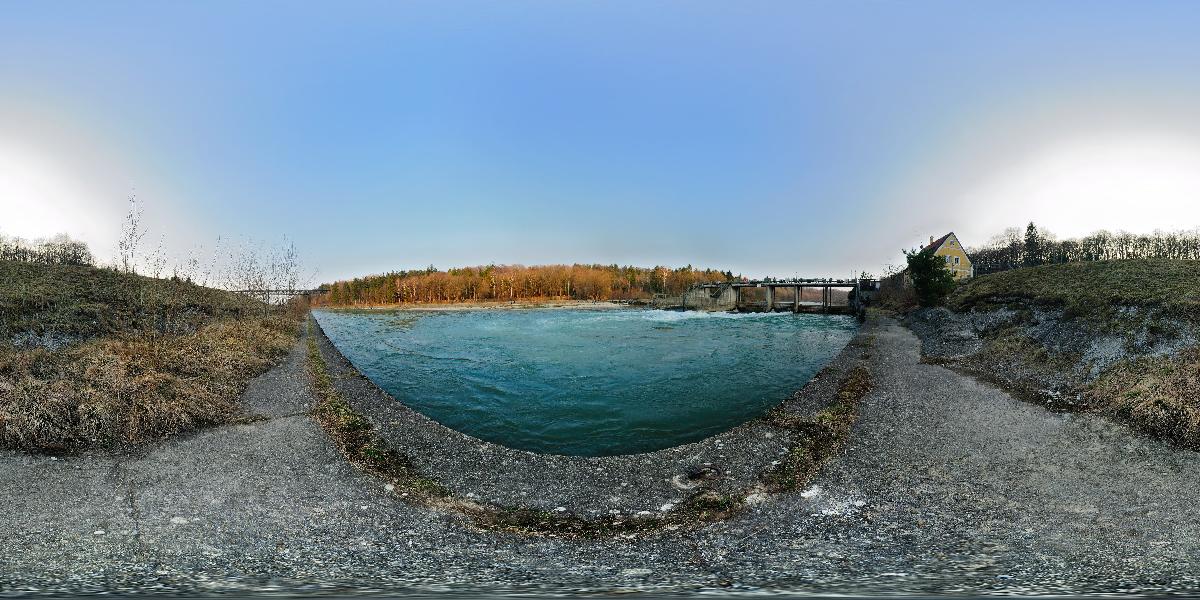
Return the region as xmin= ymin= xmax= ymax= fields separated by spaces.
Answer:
xmin=314 ymin=308 xmax=857 ymax=456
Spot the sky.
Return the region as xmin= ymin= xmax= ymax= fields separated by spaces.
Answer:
xmin=5 ymin=1 xmax=1200 ymax=283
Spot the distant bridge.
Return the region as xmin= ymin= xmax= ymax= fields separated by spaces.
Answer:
xmin=688 ymin=278 xmax=879 ymax=313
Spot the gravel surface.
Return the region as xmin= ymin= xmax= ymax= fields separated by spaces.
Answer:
xmin=3 ymin=317 xmax=1199 ymax=595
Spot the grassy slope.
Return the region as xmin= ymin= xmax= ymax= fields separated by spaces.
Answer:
xmin=0 ymin=260 xmax=265 ymax=340
xmin=950 ymin=259 xmax=1200 ymax=319
xmin=945 ymin=259 xmax=1200 ymax=448
xmin=0 ymin=261 xmax=298 ymax=452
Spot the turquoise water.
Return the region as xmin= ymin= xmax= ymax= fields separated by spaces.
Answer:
xmin=314 ymin=308 xmax=857 ymax=456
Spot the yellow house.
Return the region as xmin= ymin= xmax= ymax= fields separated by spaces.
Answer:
xmin=922 ymin=232 xmax=973 ymax=279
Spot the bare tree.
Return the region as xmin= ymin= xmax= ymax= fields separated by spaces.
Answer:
xmin=117 ymin=193 xmax=146 ymax=273
xmin=147 ymin=235 xmax=167 ymax=279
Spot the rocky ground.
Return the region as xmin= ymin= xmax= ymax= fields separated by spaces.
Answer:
xmin=905 ymin=302 xmax=1200 ymax=411
xmin=3 ymin=317 xmax=1199 ymax=595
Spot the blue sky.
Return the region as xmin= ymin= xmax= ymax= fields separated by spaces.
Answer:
xmin=5 ymin=1 xmax=1200 ymax=282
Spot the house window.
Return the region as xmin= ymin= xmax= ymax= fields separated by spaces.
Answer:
xmin=954 ymin=257 xmax=960 ymax=265
xmin=944 ymin=256 xmax=952 ymax=264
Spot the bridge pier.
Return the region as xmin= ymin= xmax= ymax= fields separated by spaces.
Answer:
xmin=765 ymin=285 xmax=774 ymax=312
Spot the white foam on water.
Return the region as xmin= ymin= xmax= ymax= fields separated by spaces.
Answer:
xmin=581 ymin=309 xmax=797 ymax=324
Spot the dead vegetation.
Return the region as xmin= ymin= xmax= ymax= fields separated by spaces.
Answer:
xmin=765 ymin=363 xmax=871 ymax=492
xmin=0 ymin=260 xmax=299 ymax=453
xmin=1089 ymin=349 xmax=1200 ymax=449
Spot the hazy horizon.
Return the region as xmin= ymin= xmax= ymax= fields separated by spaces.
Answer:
xmin=7 ymin=1 xmax=1200 ymax=282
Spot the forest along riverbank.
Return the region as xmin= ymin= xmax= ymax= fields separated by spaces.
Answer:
xmin=4 ymin=316 xmax=1200 ymax=594
xmin=316 ymin=299 xmax=635 ymax=312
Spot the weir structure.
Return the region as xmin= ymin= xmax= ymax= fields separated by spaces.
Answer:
xmin=683 ymin=279 xmax=879 ymax=313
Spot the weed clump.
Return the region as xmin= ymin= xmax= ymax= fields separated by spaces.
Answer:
xmin=306 ymin=326 xmax=450 ymax=501
xmin=764 ymin=365 xmax=870 ymax=492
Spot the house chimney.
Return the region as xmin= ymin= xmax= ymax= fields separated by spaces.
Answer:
xmin=929 ymin=236 xmax=934 ymax=245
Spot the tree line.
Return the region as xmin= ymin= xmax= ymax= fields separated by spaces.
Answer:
xmin=315 ymin=264 xmax=739 ymax=306
xmin=0 ymin=233 xmax=94 ymax=266
xmin=968 ymin=224 xmax=1200 ymax=276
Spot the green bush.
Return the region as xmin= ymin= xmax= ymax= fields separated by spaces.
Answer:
xmin=905 ymin=248 xmax=956 ymax=307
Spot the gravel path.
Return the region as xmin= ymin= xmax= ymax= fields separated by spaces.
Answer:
xmin=2 ymin=317 xmax=1198 ymax=595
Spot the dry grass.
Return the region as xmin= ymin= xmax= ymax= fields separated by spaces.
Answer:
xmin=0 ymin=260 xmax=299 ymax=453
xmin=0 ymin=260 xmax=266 ymax=341
xmin=0 ymin=316 xmax=296 ymax=452
xmin=1089 ymin=350 xmax=1200 ymax=449
xmin=950 ymin=259 xmax=1200 ymax=321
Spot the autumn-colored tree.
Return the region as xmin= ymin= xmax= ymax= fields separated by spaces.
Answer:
xmin=313 ymin=263 xmax=738 ymax=306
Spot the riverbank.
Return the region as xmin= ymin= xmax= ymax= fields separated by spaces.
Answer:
xmin=305 ymin=312 xmax=870 ymax=528
xmin=5 ymin=315 xmax=1200 ymax=594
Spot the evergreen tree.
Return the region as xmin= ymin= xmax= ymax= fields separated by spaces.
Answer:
xmin=904 ymin=248 xmax=956 ymax=307
xmin=1024 ymin=222 xmax=1042 ymax=267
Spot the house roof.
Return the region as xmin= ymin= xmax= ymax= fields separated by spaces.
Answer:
xmin=923 ymin=232 xmax=954 ymax=254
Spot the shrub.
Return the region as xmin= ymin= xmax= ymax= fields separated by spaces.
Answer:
xmin=905 ymin=248 xmax=956 ymax=307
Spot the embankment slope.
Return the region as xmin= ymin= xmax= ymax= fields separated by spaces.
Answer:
xmin=907 ymin=258 xmax=1200 ymax=447
xmin=0 ymin=260 xmax=298 ymax=452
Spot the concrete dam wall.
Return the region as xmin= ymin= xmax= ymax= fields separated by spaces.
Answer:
xmin=681 ymin=285 xmax=738 ymax=311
